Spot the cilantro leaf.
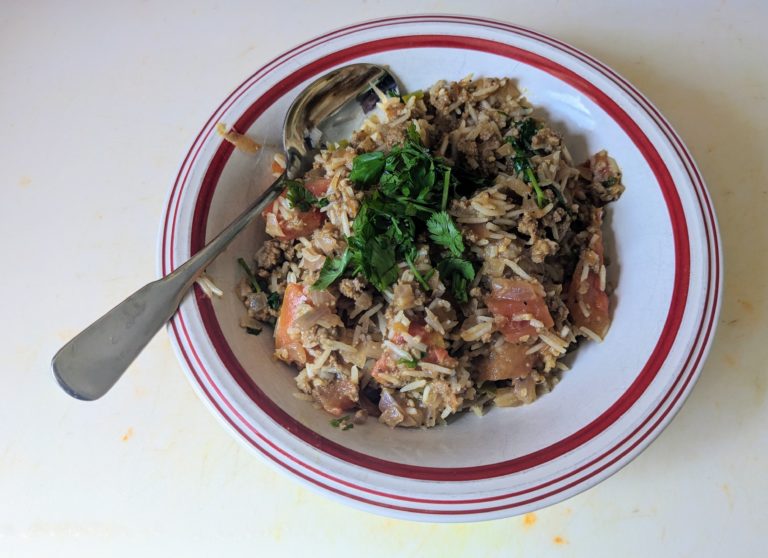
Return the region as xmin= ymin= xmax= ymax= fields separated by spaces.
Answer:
xmin=406 ymin=124 xmax=422 ymax=143
xmin=285 ymin=180 xmax=328 ymax=212
xmin=437 ymin=258 xmax=476 ymax=303
xmin=525 ymin=167 xmax=547 ymax=209
xmin=397 ymin=356 xmax=420 ymax=368
xmin=405 ymin=248 xmax=430 ymax=291
xmin=505 ymin=118 xmax=547 ymax=209
xmin=237 ymin=257 xmax=264 ymax=292
xmin=427 ymin=212 xmax=465 ymax=257
xmin=330 ymin=415 xmax=350 ymax=428
xmin=516 ymin=118 xmax=538 ymax=147
xmin=267 ymin=292 xmax=281 ymax=309
xmin=366 ymin=236 xmax=399 ymax=291
xmin=349 ymin=151 xmax=385 ymax=186
xmin=312 ymin=249 xmax=352 ymax=291
xmin=441 ymin=168 xmax=451 ymax=211
xmin=322 ymin=126 xmax=462 ymax=293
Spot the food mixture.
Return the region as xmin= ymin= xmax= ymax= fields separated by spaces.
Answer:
xmin=236 ymin=76 xmax=625 ymax=429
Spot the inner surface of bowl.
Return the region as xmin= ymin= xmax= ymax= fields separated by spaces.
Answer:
xmin=194 ymin=47 xmax=675 ymax=467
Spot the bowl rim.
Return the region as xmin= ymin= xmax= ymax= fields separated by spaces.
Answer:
xmin=158 ymin=15 xmax=722 ymax=520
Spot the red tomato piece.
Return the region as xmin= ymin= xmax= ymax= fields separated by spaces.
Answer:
xmin=477 ymin=341 xmax=536 ymax=382
xmin=485 ymin=278 xmax=554 ymax=343
xmin=567 ymin=209 xmax=610 ymax=339
xmin=274 ymin=283 xmax=311 ymax=365
xmin=262 ymin=178 xmax=331 ymax=240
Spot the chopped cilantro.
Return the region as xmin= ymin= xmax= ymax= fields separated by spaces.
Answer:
xmin=330 ymin=415 xmax=353 ymax=430
xmin=602 ymin=177 xmax=618 ymax=187
xmin=312 ymin=249 xmax=353 ymax=291
xmin=525 ymin=167 xmax=547 ymax=209
xmin=427 ymin=211 xmax=464 ymax=258
xmin=313 ymin=125 xmax=459 ymax=293
xmin=267 ymin=292 xmax=281 ymax=309
xmin=437 ymin=258 xmax=476 ymax=303
xmin=349 ymin=151 xmax=385 ymax=186
xmin=505 ymin=118 xmax=547 ymax=208
xmin=441 ymin=168 xmax=451 ymax=211
xmin=285 ymin=180 xmax=328 ymax=212
xmin=397 ymin=356 xmax=420 ymax=368
xmin=237 ymin=257 xmax=263 ymax=292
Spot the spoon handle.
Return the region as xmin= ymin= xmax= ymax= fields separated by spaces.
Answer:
xmin=52 ymin=175 xmax=286 ymax=400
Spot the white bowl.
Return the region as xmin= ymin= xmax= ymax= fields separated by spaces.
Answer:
xmin=158 ymin=15 xmax=722 ymax=522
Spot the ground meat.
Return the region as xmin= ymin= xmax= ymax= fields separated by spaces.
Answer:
xmin=531 ymin=127 xmax=562 ymax=153
xmin=338 ymin=278 xmax=373 ymax=314
xmin=255 ymin=239 xmax=283 ymax=270
xmin=531 ymin=238 xmax=559 ymax=263
xmin=517 ymin=212 xmax=540 ymax=241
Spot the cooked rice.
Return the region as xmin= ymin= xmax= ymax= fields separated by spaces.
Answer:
xmin=238 ymin=75 xmax=625 ymax=428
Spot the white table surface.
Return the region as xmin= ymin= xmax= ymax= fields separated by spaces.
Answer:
xmin=2 ymin=1 xmax=766 ymax=556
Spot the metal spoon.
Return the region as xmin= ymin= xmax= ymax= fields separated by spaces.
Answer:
xmin=52 ymin=63 xmax=399 ymax=400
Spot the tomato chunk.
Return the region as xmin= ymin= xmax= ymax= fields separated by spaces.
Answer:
xmin=486 ymin=278 xmax=554 ymax=343
xmin=478 ymin=341 xmax=535 ymax=382
xmin=400 ymin=319 xmax=456 ymax=367
xmin=567 ymin=209 xmax=611 ymax=339
xmin=262 ymin=178 xmax=331 ymax=240
xmin=274 ymin=283 xmax=311 ymax=365
xmin=374 ymin=318 xmax=456 ymax=375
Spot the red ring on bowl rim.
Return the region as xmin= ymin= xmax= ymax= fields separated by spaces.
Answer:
xmin=161 ymin=16 xmax=720 ymax=515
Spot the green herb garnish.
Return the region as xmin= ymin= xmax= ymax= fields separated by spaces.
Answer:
xmin=237 ymin=257 xmax=262 ymax=292
xmin=245 ymin=326 xmax=262 ymax=336
xmin=405 ymin=251 xmax=431 ymax=291
xmin=312 ymin=249 xmax=353 ymax=291
xmin=285 ymin=180 xmax=329 ymax=212
xmin=330 ymin=415 xmax=353 ymax=430
xmin=349 ymin=151 xmax=386 ymax=186
xmin=437 ymin=258 xmax=476 ymax=304
xmin=310 ymin=126 xmax=475 ymax=303
xmin=602 ymin=177 xmax=618 ymax=187
xmin=267 ymin=292 xmax=281 ymax=309
xmin=427 ymin=211 xmax=465 ymax=258
xmin=506 ymin=118 xmax=548 ymax=208
xmin=397 ymin=356 xmax=420 ymax=368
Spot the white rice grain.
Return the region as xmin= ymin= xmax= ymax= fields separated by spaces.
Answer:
xmin=400 ymin=379 xmax=427 ymax=393
xmin=399 ymin=332 xmax=428 ymax=352
xmin=460 ymin=321 xmax=493 ymax=342
xmin=502 ymin=258 xmax=532 ymax=281
xmin=580 ymin=262 xmax=590 ymax=283
xmin=419 ymin=362 xmax=454 ymax=375
xmin=525 ymin=342 xmax=546 ymax=355
xmin=456 ymin=215 xmax=490 ymax=224
xmin=599 ymin=264 xmax=607 ymax=291
xmin=383 ymin=341 xmax=413 ymax=361
xmin=424 ymin=308 xmax=446 ymax=335
xmin=578 ymin=299 xmax=591 ymax=318
xmin=358 ymin=303 xmax=383 ymax=324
